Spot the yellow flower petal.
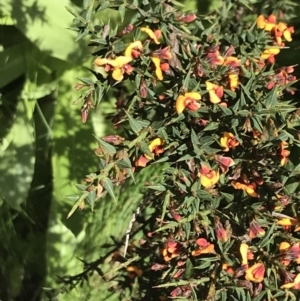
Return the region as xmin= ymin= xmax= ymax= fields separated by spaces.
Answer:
xmin=283 ymin=30 xmax=292 ymax=42
xmin=185 ymin=92 xmax=201 ymax=100
xmin=145 ymin=138 xmax=163 ymax=160
xmin=200 ymin=170 xmax=219 ymax=188
xmin=175 ymin=92 xmax=201 ymax=114
xmin=124 ymin=40 xmax=143 ymax=57
xmin=95 ymin=56 xmax=132 ymax=68
xmin=151 ymin=57 xmax=163 ymax=80
xmin=264 ymin=23 xmax=276 ymax=31
xmin=279 ymin=242 xmax=290 ymax=252
xmin=209 ymin=91 xmax=221 ymax=104
xmin=115 ymin=56 xmax=133 ymax=66
xmin=228 ymin=73 xmax=239 ymax=91
xmin=112 ymin=68 xmax=124 ymax=81
xmin=220 ymin=137 xmax=229 ymax=151
xmin=245 ymin=186 xmax=259 ymax=198
xmin=277 ymin=22 xmax=287 ymax=32
xmin=94 ymin=57 xmax=114 ymax=67
xmin=176 ymin=95 xmax=186 ymax=114
xmin=141 ymin=27 xmax=160 ymax=44
xmin=256 ymin=15 xmax=266 ymax=29
xmin=149 ymin=138 xmax=163 ymax=152
xmin=281 ymin=282 xmax=296 ymax=289
xmin=276 ymin=218 xmax=298 ymax=226
xmin=245 ymin=263 xmax=265 ymax=283
xmin=240 ymin=243 xmax=249 ymax=266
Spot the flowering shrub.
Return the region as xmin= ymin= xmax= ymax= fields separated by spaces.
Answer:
xmin=67 ymin=0 xmax=300 ymax=300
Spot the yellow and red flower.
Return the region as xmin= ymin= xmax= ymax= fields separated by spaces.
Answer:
xmin=141 ymin=27 xmax=161 ymax=44
xmin=274 ymin=22 xmax=294 ymax=45
xmin=220 ymin=132 xmax=239 ymax=152
xmin=135 ymin=155 xmax=148 ymax=167
xmin=198 ymin=164 xmax=219 ymax=188
xmin=281 ymin=273 xmax=300 ymax=290
xmin=267 ymin=67 xmax=297 ymax=93
xmin=249 ymin=219 xmax=265 ymax=240
xmin=205 ymin=81 xmax=224 ymax=104
xmin=191 ymin=238 xmax=215 ymax=256
xmin=223 ymin=56 xmax=240 ymax=67
xmin=279 ymin=141 xmax=290 ymax=166
xmin=127 ymin=265 xmax=143 ymax=278
xmin=279 ymin=242 xmax=300 ymax=265
xmin=279 ymin=241 xmax=292 ymax=266
xmin=94 ymin=56 xmax=133 ymax=81
xmin=153 ymin=46 xmax=172 ymax=60
xmin=245 ymin=263 xmax=265 ymax=283
xmin=276 ymin=217 xmax=298 ymax=228
xmin=135 ymin=138 xmax=164 ymax=167
xmin=206 ymin=47 xmax=225 ymax=66
xmin=146 ymin=138 xmax=164 ymax=160
xmin=162 ymin=241 xmax=181 ymax=262
xmin=260 ymin=48 xmax=280 ymax=63
xmin=228 ymin=72 xmax=239 ymax=91
xmin=215 ymin=218 xmax=228 ymax=242
xmin=124 ymin=40 xmax=143 ymax=58
xmin=232 ymin=174 xmax=259 ymax=198
xmin=222 ymin=263 xmax=235 ymax=275
xmin=256 ymin=14 xmax=277 ymax=31
xmin=175 ymin=92 xmax=201 ymax=114
xmin=177 ymin=13 xmax=197 ymax=23
xmin=215 ymin=155 xmax=235 ymax=174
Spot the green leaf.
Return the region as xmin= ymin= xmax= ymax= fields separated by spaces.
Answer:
xmin=95 ymin=0 xmax=110 ymax=12
xmin=125 ymin=167 xmax=135 ymax=183
xmin=284 ymin=181 xmax=299 ymax=194
xmin=95 ymin=137 xmax=117 ymax=154
xmin=119 ymin=4 xmax=126 ymax=22
xmin=102 ymin=177 xmax=116 ymax=202
xmin=125 ymin=110 xmax=145 ymax=134
xmin=183 ymin=70 xmax=191 ymax=90
xmin=85 ymin=0 xmax=95 ymax=22
xmin=67 ymin=191 xmax=89 ymax=218
xmin=3 ymin=0 xmax=87 ymax=61
xmin=77 ymin=77 xmax=95 ymax=85
xmin=146 ymin=184 xmax=166 ymax=192
xmin=265 ymin=87 xmax=278 ymax=109
xmin=203 ymin=122 xmax=219 ymax=131
xmin=258 ymin=222 xmax=275 ymax=248
xmin=191 ymin=129 xmax=199 ymax=145
xmin=221 ymin=192 xmax=234 ymax=202
xmin=0 ymin=100 xmax=35 ymax=210
xmin=161 ymin=190 xmax=170 ymax=222
xmin=86 ymin=189 xmax=97 ymax=210
xmin=117 ymin=158 xmax=132 ymax=169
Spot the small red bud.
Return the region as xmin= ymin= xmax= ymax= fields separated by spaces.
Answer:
xmin=183 ymin=13 xmax=197 ymax=23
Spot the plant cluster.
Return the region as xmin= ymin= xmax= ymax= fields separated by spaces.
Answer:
xmin=66 ymin=0 xmax=300 ymax=300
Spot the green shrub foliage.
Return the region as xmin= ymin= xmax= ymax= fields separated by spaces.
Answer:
xmin=67 ymin=0 xmax=300 ymax=300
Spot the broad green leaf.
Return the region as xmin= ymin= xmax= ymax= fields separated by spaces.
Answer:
xmin=0 ymin=100 xmax=35 ymax=210
xmin=0 ymin=42 xmax=30 ymax=88
xmin=2 ymin=0 xmax=86 ymax=62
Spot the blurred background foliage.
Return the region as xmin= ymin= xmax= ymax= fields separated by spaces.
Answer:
xmin=0 ymin=0 xmax=299 ymax=300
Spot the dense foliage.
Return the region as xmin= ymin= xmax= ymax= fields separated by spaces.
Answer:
xmin=65 ymin=0 xmax=300 ymax=300
xmin=0 ymin=0 xmax=300 ymax=301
